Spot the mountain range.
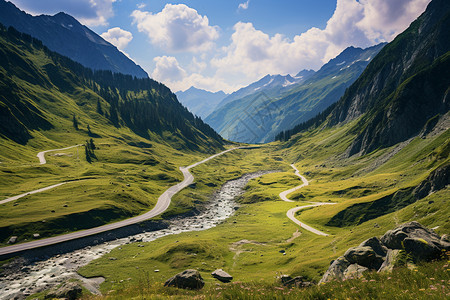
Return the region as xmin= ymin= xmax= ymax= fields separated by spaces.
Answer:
xmin=0 ymin=0 xmax=148 ymax=78
xmin=175 ymin=87 xmax=228 ymax=119
xmin=205 ymin=43 xmax=385 ymax=143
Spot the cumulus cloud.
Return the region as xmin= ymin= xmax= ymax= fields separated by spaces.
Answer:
xmin=151 ymin=56 xmax=237 ymax=93
xmin=8 ymin=0 xmax=116 ymax=26
xmin=211 ymin=0 xmax=430 ymax=86
xmin=100 ymin=27 xmax=133 ymax=50
xmin=131 ymin=4 xmax=219 ymax=52
xmin=152 ymin=56 xmax=187 ymax=83
xmin=238 ymin=0 xmax=250 ymax=10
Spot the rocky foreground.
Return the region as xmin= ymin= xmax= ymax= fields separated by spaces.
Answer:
xmin=320 ymin=221 xmax=450 ymax=283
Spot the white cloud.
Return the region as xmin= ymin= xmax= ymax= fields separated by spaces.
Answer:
xmin=9 ymin=0 xmax=116 ymax=26
xmin=238 ymin=0 xmax=250 ymax=10
xmin=151 ymin=56 xmax=237 ymax=93
xmin=131 ymin=4 xmax=219 ymax=52
xmin=100 ymin=27 xmax=133 ymax=50
xmin=137 ymin=3 xmax=146 ymax=9
xmin=146 ymin=0 xmax=430 ymax=93
xmin=152 ymin=56 xmax=187 ymax=83
xmin=210 ymin=0 xmax=430 ymax=87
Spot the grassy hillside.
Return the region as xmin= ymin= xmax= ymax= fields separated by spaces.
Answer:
xmin=75 ymin=1 xmax=449 ymax=298
xmin=0 ymin=24 xmax=224 ymax=245
xmin=77 ymin=119 xmax=448 ymax=298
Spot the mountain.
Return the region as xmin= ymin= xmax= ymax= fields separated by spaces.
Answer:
xmin=324 ymin=0 xmax=450 ymax=157
xmin=0 ymin=0 xmax=148 ymax=78
xmin=0 ymin=24 xmax=223 ymax=152
xmin=206 ymin=44 xmax=385 ymax=143
xmin=175 ymin=87 xmax=227 ymax=119
xmin=0 ymin=23 xmax=224 ymax=244
xmin=213 ymin=71 xmax=314 ymax=111
xmin=277 ymin=0 xmax=449 ymax=240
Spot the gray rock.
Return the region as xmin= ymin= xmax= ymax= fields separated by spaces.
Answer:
xmin=378 ymin=249 xmax=403 ymax=273
xmin=45 ymin=282 xmax=82 ymax=300
xmin=319 ymin=256 xmax=351 ymax=284
xmin=211 ymin=269 xmax=233 ymax=283
xmin=359 ymin=237 xmax=387 ymax=257
xmin=343 ymin=264 xmax=369 ymax=279
xmin=164 ymin=269 xmax=204 ymax=290
xmin=380 ymin=221 xmax=448 ymax=261
xmin=7 ymin=236 xmax=17 ymax=244
xmin=280 ymin=275 xmax=293 ymax=285
xmin=344 ymin=246 xmax=384 ymax=270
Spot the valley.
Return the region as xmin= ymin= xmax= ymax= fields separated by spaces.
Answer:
xmin=0 ymin=0 xmax=449 ymax=299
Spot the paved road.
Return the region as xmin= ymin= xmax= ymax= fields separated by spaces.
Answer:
xmin=0 ymin=182 xmax=69 ymax=205
xmin=0 ymin=147 xmax=245 ymax=257
xmin=279 ymin=164 xmax=309 ymax=202
xmin=280 ymin=164 xmax=336 ymax=236
xmin=37 ymin=145 xmax=83 ymax=165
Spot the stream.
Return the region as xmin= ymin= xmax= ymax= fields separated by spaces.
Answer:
xmin=0 ymin=170 xmax=277 ymax=300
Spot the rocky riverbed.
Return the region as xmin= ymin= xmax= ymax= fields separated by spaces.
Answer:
xmin=0 ymin=170 xmax=277 ymax=300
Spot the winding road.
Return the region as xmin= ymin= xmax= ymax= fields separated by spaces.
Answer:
xmin=280 ymin=164 xmax=336 ymax=236
xmin=37 ymin=144 xmax=83 ymax=164
xmin=0 ymin=147 xmax=245 ymax=257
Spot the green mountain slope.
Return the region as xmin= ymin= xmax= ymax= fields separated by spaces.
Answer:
xmin=206 ymin=44 xmax=385 ymax=143
xmin=0 ymin=24 xmax=223 ymax=244
xmin=326 ymin=0 xmax=450 ymax=156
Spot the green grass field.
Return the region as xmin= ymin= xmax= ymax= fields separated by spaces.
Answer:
xmin=74 ymin=120 xmax=449 ymax=299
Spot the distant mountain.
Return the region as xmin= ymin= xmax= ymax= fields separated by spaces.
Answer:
xmin=176 ymin=87 xmax=227 ymax=119
xmin=206 ymin=44 xmax=385 ymax=143
xmin=0 ymin=0 xmax=148 ymax=78
xmin=214 ymin=72 xmax=315 ymax=111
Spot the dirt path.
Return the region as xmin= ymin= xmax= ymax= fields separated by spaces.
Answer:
xmin=280 ymin=164 xmax=336 ymax=236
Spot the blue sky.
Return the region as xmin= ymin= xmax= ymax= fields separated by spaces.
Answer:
xmin=9 ymin=0 xmax=431 ymax=93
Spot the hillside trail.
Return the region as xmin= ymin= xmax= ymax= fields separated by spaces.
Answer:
xmin=37 ymin=144 xmax=83 ymax=164
xmin=0 ymin=146 xmax=250 ymax=256
xmin=1 ymin=144 xmax=85 ymax=205
xmin=280 ymin=164 xmax=336 ymax=236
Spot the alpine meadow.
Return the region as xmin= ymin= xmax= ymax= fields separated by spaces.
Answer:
xmin=0 ymin=0 xmax=448 ymax=299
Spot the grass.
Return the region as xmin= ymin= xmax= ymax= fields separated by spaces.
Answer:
xmin=75 ymin=254 xmax=450 ymax=299
xmin=74 ymin=114 xmax=449 ymax=299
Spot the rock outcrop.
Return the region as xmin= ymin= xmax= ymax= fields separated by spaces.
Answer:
xmin=319 ymin=222 xmax=449 ymax=284
xmin=211 ymin=269 xmax=233 ymax=283
xmin=164 ymin=269 xmax=205 ymax=290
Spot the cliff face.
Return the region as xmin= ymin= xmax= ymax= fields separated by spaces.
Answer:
xmin=328 ymin=0 xmax=450 ymax=156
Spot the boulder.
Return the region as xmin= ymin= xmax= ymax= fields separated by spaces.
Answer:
xmin=211 ymin=269 xmax=233 ymax=283
xmin=45 ymin=282 xmax=82 ymax=300
xmin=378 ymin=249 xmax=403 ymax=273
xmin=7 ymin=236 xmax=17 ymax=244
xmin=380 ymin=221 xmax=448 ymax=261
xmin=359 ymin=237 xmax=387 ymax=257
xmin=343 ymin=263 xmax=369 ymax=279
xmin=319 ymin=256 xmax=351 ymax=284
xmin=280 ymin=275 xmax=293 ymax=285
xmin=164 ymin=269 xmax=204 ymax=290
xmin=344 ymin=246 xmax=384 ymax=270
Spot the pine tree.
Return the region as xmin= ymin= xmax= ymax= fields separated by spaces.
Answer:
xmin=72 ymin=115 xmax=79 ymax=130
